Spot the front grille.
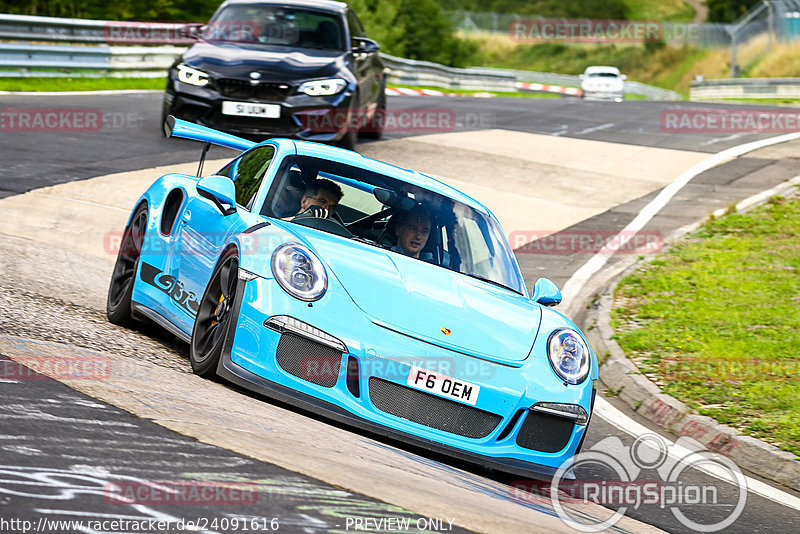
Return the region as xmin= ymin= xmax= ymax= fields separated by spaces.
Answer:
xmin=275 ymin=333 xmax=342 ymax=388
xmin=216 ymin=79 xmax=293 ymax=101
xmin=516 ymin=410 xmax=574 ymax=453
xmin=368 ymin=377 xmax=501 ymax=439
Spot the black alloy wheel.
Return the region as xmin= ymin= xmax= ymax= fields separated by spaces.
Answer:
xmin=190 ymin=250 xmax=239 ymax=377
xmin=106 ymin=204 xmax=148 ymax=326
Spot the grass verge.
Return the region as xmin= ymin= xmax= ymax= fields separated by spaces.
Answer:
xmin=0 ymin=77 xmax=166 ymax=92
xmin=611 ymin=192 xmax=800 ymax=456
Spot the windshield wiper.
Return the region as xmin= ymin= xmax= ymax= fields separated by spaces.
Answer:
xmin=463 ymin=272 xmax=519 ymax=294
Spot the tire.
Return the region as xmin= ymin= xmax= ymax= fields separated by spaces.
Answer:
xmin=107 ymin=203 xmax=148 ymax=326
xmin=337 ymin=96 xmax=359 ymax=151
xmin=190 ymin=249 xmax=239 ymax=378
xmin=338 ymin=123 xmax=357 ymax=151
xmin=359 ymin=89 xmax=385 ymax=140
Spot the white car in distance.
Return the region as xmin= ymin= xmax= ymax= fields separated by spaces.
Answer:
xmin=580 ymin=66 xmax=626 ymax=102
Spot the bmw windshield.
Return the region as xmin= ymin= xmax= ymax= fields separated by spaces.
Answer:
xmin=257 ymin=154 xmax=526 ymax=295
xmin=205 ymin=5 xmax=346 ymax=50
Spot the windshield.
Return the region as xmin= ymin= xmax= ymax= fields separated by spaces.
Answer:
xmin=588 ymin=72 xmax=621 ymax=78
xmin=205 ymin=5 xmax=345 ymax=50
xmin=260 ymin=154 xmax=526 ymax=295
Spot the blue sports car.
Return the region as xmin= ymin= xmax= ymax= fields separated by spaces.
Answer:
xmin=107 ymin=117 xmax=598 ymax=478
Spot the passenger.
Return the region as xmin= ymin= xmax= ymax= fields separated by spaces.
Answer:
xmin=392 ymin=206 xmax=431 ymax=259
xmin=295 ymin=178 xmax=343 ymax=218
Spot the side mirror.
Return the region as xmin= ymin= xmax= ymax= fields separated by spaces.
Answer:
xmin=197 ymin=175 xmax=237 ymax=215
xmin=181 ymin=23 xmax=205 ymax=40
xmin=532 ymin=278 xmax=562 ymax=307
xmin=621 ymin=74 xmax=628 ymax=80
xmin=352 ymin=37 xmax=379 ymax=54
xmin=579 ymin=74 xmax=585 ymax=79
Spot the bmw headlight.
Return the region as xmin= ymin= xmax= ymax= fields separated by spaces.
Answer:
xmin=299 ymin=78 xmax=346 ymax=96
xmin=271 ymin=243 xmax=327 ymax=301
xmin=176 ymin=64 xmax=210 ymax=87
xmin=547 ymin=328 xmax=590 ymax=385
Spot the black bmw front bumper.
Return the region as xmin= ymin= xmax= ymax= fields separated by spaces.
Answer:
xmin=164 ymin=78 xmax=355 ymax=141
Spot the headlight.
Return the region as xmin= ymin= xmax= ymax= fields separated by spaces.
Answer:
xmin=176 ymin=64 xmax=209 ymax=87
xmin=271 ymin=243 xmax=327 ymax=301
xmin=298 ymin=78 xmax=346 ymax=96
xmin=547 ymin=328 xmax=590 ymax=385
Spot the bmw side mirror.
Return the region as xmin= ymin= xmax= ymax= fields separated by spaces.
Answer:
xmin=532 ymin=278 xmax=562 ymax=307
xmin=621 ymin=74 xmax=628 ymax=80
xmin=197 ymin=175 xmax=237 ymax=216
xmin=181 ymin=23 xmax=205 ymax=40
xmin=352 ymin=37 xmax=379 ymax=54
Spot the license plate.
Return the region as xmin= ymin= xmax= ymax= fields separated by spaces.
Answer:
xmin=221 ymin=101 xmax=280 ymax=118
xmin=406 ymin=365 xmax=480 ymax=406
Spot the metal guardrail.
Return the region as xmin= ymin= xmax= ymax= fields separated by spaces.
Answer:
xmin=383 ymin=55 xmax=681 ymax=100
xmin=0 ymin=13 xmax=680 ymax=100
xmin=380 ymin=54 xmax=519 ymax=92
xmin=0 ymin=13 xmax=190 ymax=44
xmin=690 ymin=78 xmax=800 ymax=99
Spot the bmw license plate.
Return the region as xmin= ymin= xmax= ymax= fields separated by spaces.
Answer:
xmin=221 ymin=101 xmax=280 ymax=118
xmin=406 ymin=365 xmax=480 ymax=406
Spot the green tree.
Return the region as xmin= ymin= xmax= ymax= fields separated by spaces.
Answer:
xmin=706 ymin=0 xmax=760 ymax=23
xmin=346 ymin=0 xmax=477 ymax=66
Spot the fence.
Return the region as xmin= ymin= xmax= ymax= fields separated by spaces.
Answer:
xmin=0 ymin=13 xmax=680 ymax=99
xmin=450 ymin=1 xmax=800 ymax=77
xmin=690 ymin=78 xmax=800 ymax=100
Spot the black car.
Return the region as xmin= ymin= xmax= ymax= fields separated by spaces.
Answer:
xmin=163 ymin=0 xmax=386 ymax=149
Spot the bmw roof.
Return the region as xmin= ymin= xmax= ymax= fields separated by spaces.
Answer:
xmin=218 ymin=0 xmax=349 ymax=13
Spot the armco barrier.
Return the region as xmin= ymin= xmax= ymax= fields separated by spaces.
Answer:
xmin=691 ymin=78 xmax=800 ymax=100
xmin=0 ymin=13 xmax=680 ymax=100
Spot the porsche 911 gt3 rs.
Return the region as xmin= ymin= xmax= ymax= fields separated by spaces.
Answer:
xmin=107 ymin=116 xmax=598 ymax=478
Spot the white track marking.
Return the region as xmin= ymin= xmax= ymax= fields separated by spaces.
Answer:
xmin=576 ymin=123 xmax=615 ymax=135
xmin=596 ymin=397 xmax=800 ymax=511
xmin=699 ymin=133 xmax=744 ymax=147
xmin=561 ymin=131 xmax=800 ymax=303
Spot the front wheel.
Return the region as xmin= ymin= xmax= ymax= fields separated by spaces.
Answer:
xmin=107 ymin=204 xmax=148 ymax=326
xmin=190 ymin=250 xmax=239 ymax=378
xmin=359 ymin=89 xmax=386 ymax=140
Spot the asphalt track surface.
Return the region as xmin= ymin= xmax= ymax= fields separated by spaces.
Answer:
xmin=0 ymin=92 xmax=785 ymax=198
xmin=1 ymin=92 xmax=800 ymax=533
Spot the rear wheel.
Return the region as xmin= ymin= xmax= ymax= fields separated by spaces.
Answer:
xmin=190 ymin=250 xmax=239 ymax=378
xmin=107 ymin=204 xmax=148 ymax=326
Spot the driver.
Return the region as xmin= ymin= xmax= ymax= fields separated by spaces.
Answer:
xmin=391 ymin=206 xmax=431 ymax=259
xmin=295 ymin=178 xmax=343 ymax=219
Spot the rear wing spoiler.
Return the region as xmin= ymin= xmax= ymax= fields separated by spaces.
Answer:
xmin=163 ymin=115 xmax=256 ymax=152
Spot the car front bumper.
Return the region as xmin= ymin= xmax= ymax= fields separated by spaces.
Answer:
xmin=164 ymin=78 xmax=355 ymax=141
xmin=217 ymin=271 xmax=595 ymax=479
